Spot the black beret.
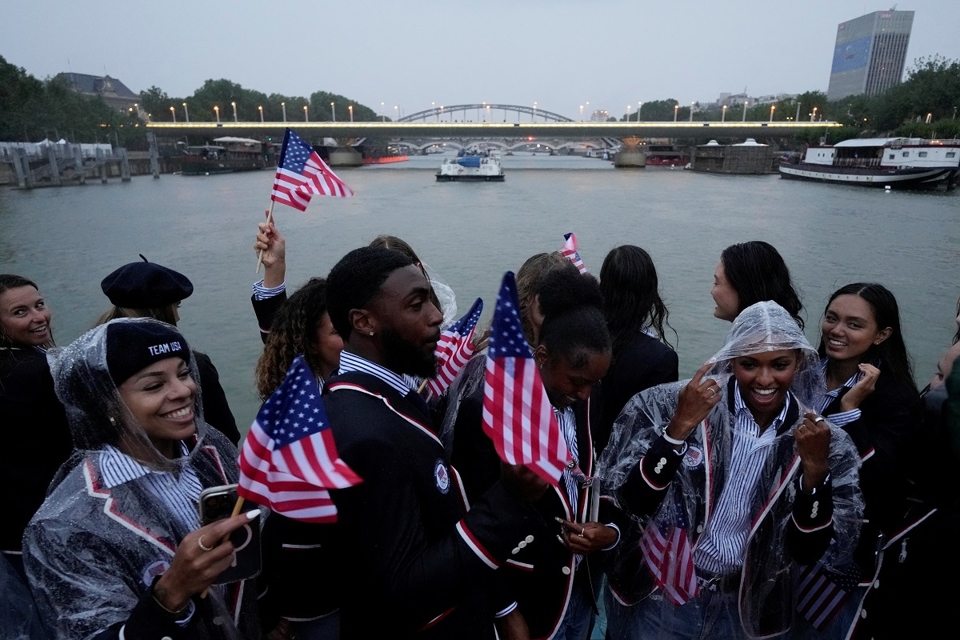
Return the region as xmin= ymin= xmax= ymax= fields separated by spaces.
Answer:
xmin=101 ymin=256 xmax=193 ymax=309
xmin=106 ymin=319 xmax=191 ymax=385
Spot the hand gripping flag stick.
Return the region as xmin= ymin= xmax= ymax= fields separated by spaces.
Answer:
xmin=256 ymin=128 xmax=354 ymax=272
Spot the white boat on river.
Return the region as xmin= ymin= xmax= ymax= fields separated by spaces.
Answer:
xmin=436 ymin=151 xmax=505 ymax=182
xmin=778 ymin=137 xmax=960 ymax=190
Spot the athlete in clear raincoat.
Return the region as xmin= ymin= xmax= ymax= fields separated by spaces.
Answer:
xmin=22 ymin=319 xmax=260 ymax=640
xmin=598 ymin=301 xmax=864 ymax=639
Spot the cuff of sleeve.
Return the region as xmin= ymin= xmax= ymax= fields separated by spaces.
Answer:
xmin=792 ymin=474 xmax=834 ymax=530
xmin=601 ymin=523 xmax=621 ymax=551
xmin=825 ymin=408 xmax=861 ymax=426
xmin=122 ymin=580 xmax=195 ymax=638
xmin=637 ymin=438 xmax=685 ymax=490
xmin=252 ymin=280 xmax=286 ymax=301
xmin=494 ymin=602 xmax=518 ymax=618
xmin=457 ymin=480 xmax=543 ymax=570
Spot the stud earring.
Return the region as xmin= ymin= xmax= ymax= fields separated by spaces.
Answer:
xmin=369 ymin=331 xmax=375 ymax=336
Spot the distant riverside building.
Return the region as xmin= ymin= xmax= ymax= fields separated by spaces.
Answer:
xmin=54 ymin=73 xmax=140 ymax=113
xmin=590 ymin=109 xmax=610 ymax=122
xmin=826 ymin=9 xmax=914 ymax=102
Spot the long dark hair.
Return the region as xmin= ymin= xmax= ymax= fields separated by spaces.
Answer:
xmin=0 ymin=274 xmax=54 ymax=348
xmin=721 ymin=241 xmax=804 ymax=329
xmin=255 ymin=278 xmax=333 ymax=399
xmin=818 ymin=283 xmax=915 ymax=390
xmin=600 ymin=245 xmax=674 ymax=354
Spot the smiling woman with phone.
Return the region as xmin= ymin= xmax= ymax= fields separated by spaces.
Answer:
xmin=22 ymin=318 xmax=260 ymax=640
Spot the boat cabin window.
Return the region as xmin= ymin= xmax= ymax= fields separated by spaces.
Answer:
xmin=918 ymin=151 xmax=928 ymax=157
xmin=902 ymin=151 xmax=909 ymax=157
xmin=947 ymin=152 xmax=957 ymax=158
xmin=889 ymin=154 xmax=895 ymax=160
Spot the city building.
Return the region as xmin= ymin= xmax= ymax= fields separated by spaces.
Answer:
xmin=826 ymin=9 xmax=914 ymax=102
xmin=54 ymin=73 xmax=140 ymax=113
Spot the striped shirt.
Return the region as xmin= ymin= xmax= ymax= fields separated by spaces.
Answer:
xmin=252 ymin=279 xmax=286 ymax=301
xmin=815 ymin=359 xmax=862 ymax=427
xmin=693 ymin=383 xmax=790 ymax=575
xmin=556 ymin=406 xmax=580 ymax=515
xmin=98 ymin=443 xmax=203 ymax=532
xmin=338 ymin=351 xmax=415 ymax=395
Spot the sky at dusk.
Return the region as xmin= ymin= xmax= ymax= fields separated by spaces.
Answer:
xmin=5 ymin=1 xmax=960 ymax=120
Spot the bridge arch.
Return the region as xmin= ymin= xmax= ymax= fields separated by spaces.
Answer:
xmin=399 ymin=104 xmax=573 ymax=124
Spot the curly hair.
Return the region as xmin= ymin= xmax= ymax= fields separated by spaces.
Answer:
xmin=255 ymin=278 xmax=332 ymax=399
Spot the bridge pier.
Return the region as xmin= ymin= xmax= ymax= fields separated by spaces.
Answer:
xmin=73 ymin=145 xmax=86 ymax=185
xmin=327 ymin=147 xmax=362 ymax=167
xmin=46 ymin=145 xmax=62 ymax=186
xmin=119 ymin=149 xmax=131 ymax=182
xmin=147 ymin=133 xmax=161 ymax=179
xmin=613 ymin=149 xmax=646 ymax=168
xmin=12 ymin=148 xmax=30 ymax=189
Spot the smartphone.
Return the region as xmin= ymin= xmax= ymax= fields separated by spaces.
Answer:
xmin=198 ymin=484 xmax=261 ymax=584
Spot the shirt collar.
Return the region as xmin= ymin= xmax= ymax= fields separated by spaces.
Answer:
xmin=98 ymin=442 xmax=190 ymax=489
xmin=818 ymin=358 xmax=864 ymax=394
xmin=338 ymin=351 xmax=414 ymax=396
xmin=733 ymin=382 xmax=792 ymax=433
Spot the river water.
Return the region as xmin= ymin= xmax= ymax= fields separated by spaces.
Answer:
xmin=2 ymin=154 xmax=958 ymax=428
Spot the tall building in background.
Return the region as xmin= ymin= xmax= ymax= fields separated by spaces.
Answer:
xmin=827 ymin=9 xmax=914 ymax=102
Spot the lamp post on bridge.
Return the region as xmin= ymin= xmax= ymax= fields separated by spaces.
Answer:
xmin=304 ymin=105 xmax=309 ymax=122
xmin=638 ymin=102 xmax=643 ymax=122
xmin=231 ymin=101 xmax=238 ymax=123
xmin=533 ymin=102 xmax=537 ymax=122
xmin=394 ymin=105 xmax=399 ymax=121
xmin=331 ymin=102 xmax=336 ymax=122
xmin=381 ymin=102 xmax=386 ymax=122
xmin=182 ymin=102 xmax=189 ymax=122
xmin=626 ymin=105 xmax=631 ymax=122
xmin=580 ymin=105 xmax=584 ymax=121
xmin=440 ymin=105 xmax=444 ymax=122
xmin=214 ymin=105 xmax=220 ymax=124
xmin=769 ymin=104 xmax=776 ymax=122
xmin=742 ymin=100 xmax=748 ymax=122
xmin=432 ymin=101 xmax=436 ymax=122
xmin=169 ymin=106 xmax=176 ymax=123
xmin=722 ymin=104 xmax=727 ymax=122
xmin=673 ymin=104 xmax=679 ymax=122
xmin=689 ymin=102 xmax=695 ymax=122
xmin=348 ymin=105 xmax=353 ymax=122
xmin=281 ymin=102 xmax=287 ymax=122
xmin=811 ymin=106 xmax=818 ymax=122
xmin=258 ymin=106 xmax=264 ymax=123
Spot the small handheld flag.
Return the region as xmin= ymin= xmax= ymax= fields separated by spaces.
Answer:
xmin=560 ymin=232 xmax=587 ymax=274
xmin=271 ymin=128 xmax=354 ymax=211
xmin=238 ymin=355 xmax=362 ymax=522
xmin=482 ymin=272 xmax=570 ymax=486
xmin=426 ymin=297 xmax=484 ymax=398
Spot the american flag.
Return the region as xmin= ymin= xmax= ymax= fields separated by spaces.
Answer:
xmin=426 ymin=297 xmax=483 ymax=398
xmin=271 ymin=128 xmax=354 ymax=211
xmin=481 ymin=272 xmax=570 ymax=486
xmin=640 ymin=497 xmax=698 ymax=605
xmin=237 ymin=355 xmax=362 ymax=523
xmin=795 ymin=562 xmax=858 ymax=630
xmin=560 ymin=232 xmax=587 ymax=273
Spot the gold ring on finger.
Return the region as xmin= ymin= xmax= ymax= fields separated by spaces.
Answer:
xmin=198 ymin=535 xmax=214 ymax=552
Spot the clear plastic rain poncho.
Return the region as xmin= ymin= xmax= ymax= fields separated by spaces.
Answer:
xmin=422 ymin=260 xmax=458 ymax=329
xmin=22 ymin=318 xmax=258 ymax=640
xmin=597 ymin=301 xmax=864 ymax=638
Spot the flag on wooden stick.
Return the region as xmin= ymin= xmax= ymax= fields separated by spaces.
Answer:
xmin=238 ymin=355 xmax=362 ymax=522
xmin=482 ymin=272 xmax=570 ymax=486
xmin=271 ymin=128 xmax=354 ymax=211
